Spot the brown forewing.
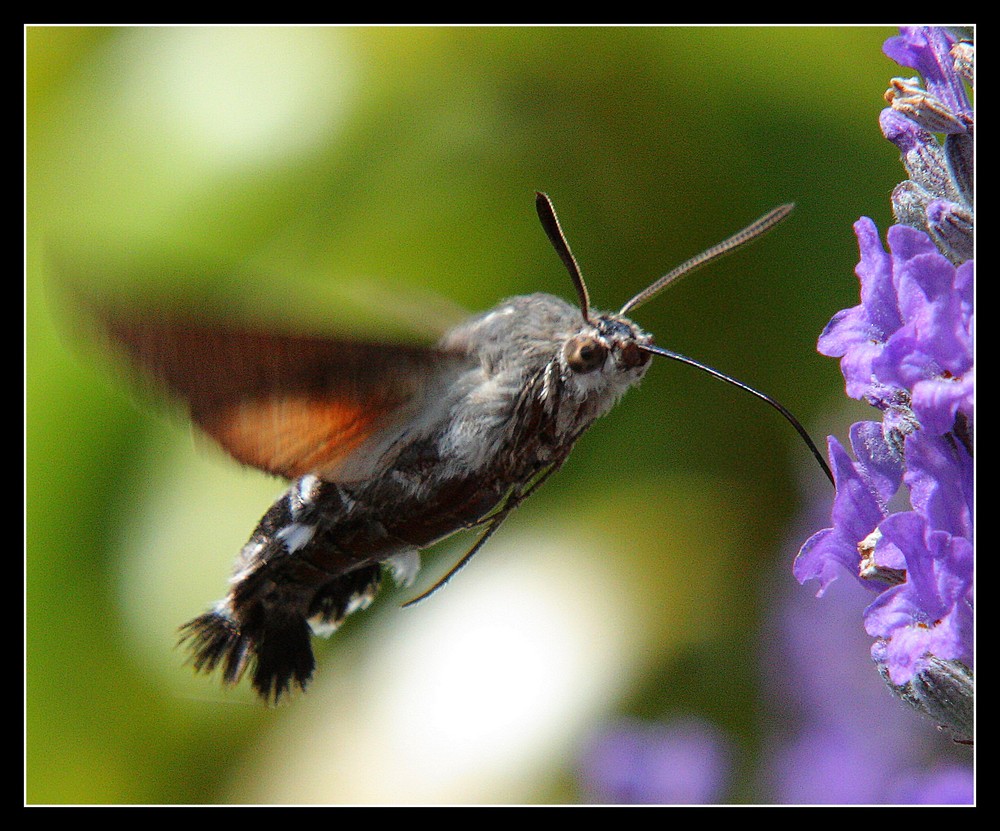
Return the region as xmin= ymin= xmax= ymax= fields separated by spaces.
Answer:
xmin=94 ymin=308 xmax=467 ymax=480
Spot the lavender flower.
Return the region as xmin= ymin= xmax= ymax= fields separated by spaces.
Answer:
xmin=796 ymin=26 xmax=974 ymax=744
xmin=578 ymin=717 xmax=733 ymax=804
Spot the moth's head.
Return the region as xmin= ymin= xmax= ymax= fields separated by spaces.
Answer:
xmin=557 ymin=309 xmax=652 ymax=398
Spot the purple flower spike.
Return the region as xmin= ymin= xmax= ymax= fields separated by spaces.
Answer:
xmin=799 ymin=26 xmax=973 ymax=745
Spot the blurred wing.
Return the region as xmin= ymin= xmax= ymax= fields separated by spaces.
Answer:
xmin=93 ymin=309 xmax=468 ymax=481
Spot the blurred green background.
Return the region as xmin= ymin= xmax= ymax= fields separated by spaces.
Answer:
xmin=27 ymin=26 xmax=900 ymax=804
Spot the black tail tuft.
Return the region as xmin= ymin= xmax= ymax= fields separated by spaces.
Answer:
xmin=178 ymin=608 xmax=252 ymax=686
xmin=179 ymin=605 xmax=315 ymax=705
xmin=244 ymin=605 xmax=315 ymax=704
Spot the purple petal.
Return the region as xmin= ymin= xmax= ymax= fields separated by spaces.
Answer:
xmin=910 ymin=373 xmax=974 ymax=435
xmin=883 ymin=27 xmax=972 ymax=122
xmin=902 ymin=431 xmax=973 ymax=539
xmin=849 ymin=421 xmax=905 ymax=503
xmin=794 ymin=427 xmax=903 ymax=593
xmin=867 ymin=228 xmax=973 ymax=434
xmin=818 ymin=219 xmax=904 ymax=400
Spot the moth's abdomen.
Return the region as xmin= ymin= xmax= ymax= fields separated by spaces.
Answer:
xmin=180 ymin=431 xmax=554 ymax=702
xmin=179 ymin=476 xmax=389 ymax=703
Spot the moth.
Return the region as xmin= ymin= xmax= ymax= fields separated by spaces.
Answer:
xmin=90 ymin=193 xmax=832 ymax=703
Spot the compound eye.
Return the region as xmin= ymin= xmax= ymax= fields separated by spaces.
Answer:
xmin=564 ymin=335 xmax=608 ymax=374
xmin=618 ymin=341 xmax=649 ymax=369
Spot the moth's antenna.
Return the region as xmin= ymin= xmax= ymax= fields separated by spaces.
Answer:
xmin=536 ymin=192 xmax=592 ymax=324
xmin=639 ymin=343 xmax=834 ymax=486
xmin=620 ymin=204 xmax=795 ymax=315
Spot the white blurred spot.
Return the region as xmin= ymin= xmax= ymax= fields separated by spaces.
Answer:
xmin=116 ymin=27 xmax=359 ymax=167
xmin=226 ymin=530 xmax=651 ymax=804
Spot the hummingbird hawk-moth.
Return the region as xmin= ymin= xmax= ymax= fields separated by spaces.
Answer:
xmin=86 ymin=193 xmax=832 ymax=703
